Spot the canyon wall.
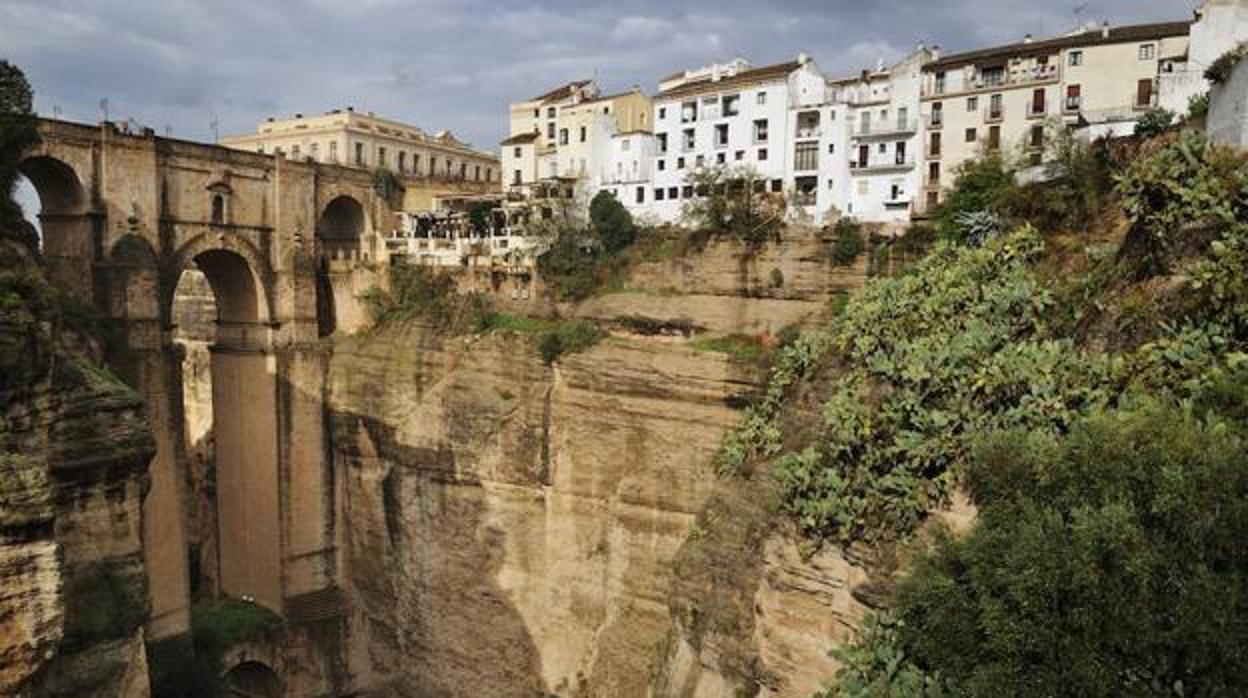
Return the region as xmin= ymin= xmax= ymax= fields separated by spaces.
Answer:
xmin=1 ymin=238 xmax=156 ymax=697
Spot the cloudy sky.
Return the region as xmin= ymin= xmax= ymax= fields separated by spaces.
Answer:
xmin=2 ymin=0 xmax=1197 ymax=152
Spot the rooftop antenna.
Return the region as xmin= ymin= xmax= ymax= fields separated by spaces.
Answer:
xmin=209 ymin=112 xmax=219 ymax=144
xmin=51 ymin=104 xmax=61 ymax=119
xmin=98 ymin=98 xmax=109 ymax=122
xmin=1073 ymin=3 xmax=1090 ymax=30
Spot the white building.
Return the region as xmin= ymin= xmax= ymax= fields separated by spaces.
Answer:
xmin=640 ymin=55 xmax=828 ymax=222
xmin=1159 ymin=0 xmax=1248 ymax=115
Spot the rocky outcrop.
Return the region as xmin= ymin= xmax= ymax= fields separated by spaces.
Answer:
xmin=0 ymin=238 xmax=155 ymax=697
xmin=328 ymin=325 xmax=758 ymax=697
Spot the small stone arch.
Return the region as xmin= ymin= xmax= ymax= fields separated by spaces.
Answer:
xmin=17 ymin=154 xmax=95 ymax=298
xmin=208 ymin=181 xmax=233 ymax=226
xmin=106 ymin=234 xmax=161 ymax=322
xmin=315 ymin=194 xmax=368 ymax=259
xmin=224 ymin=660 xmax=283 ymax=698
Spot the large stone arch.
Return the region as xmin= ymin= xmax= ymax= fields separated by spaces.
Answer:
xmin=17 ymin=154 xmax=96 ymax=298
xmin=164 ymin=236 xmax=284 ymax=612
xmin=315 ymin=193 xmax=369 ymax=258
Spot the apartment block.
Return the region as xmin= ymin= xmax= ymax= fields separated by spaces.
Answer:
xmin=222 ymin=108 xmax=499 ymax=185
xmin=919 ymin=21 xmax=1192 ymax=211
xmin=500 ymin=80 xmax=652 ymax=201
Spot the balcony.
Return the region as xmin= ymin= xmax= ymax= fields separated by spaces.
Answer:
xmin=1064 ymin=96 xmax=1082 ymax=113
xmin=795 ymin=127 xmax=822 ymax=140
xmin=1027 ymin=101 xmax=1048 ymax=118
xmin=853 ymin=118 xmax=919 ymax=139
xmin=928 ymin=114 xmax=944 ymax=129
xmin=850 ymin=153 xmax=916 ymax=173
xmin=984 ymin=106 xmax=1005 ymax=123
xmin=922 ymin=62 xmax=1060 ymax=98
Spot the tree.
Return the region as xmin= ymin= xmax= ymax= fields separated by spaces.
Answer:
xmin=588 ymin=190 xmax=635 ymax=253
xmin=868 ymin=402 xmax=1248 ymax=697
xmin=681 ymin=165 xmax=784 ymax=248
xmin=1134 ymin=107 xmax=1176 ymax=138
xmin=0 ymin=60 xmax=39 ymax=231
xmin=932 ymin=155 xmax=1014 ymax=242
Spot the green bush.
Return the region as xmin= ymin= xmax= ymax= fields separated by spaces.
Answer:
xmin=149 ymin=599 xmax=282 ymax=698
xmin=682 ymin=166 xmax=785 ymax=248
xmin=832 ymin=401 xmax=1248 ymax=697
xmin=691 ymin=334 xmax=767 ymax=363
xmin=830 ymin=218 xmax=864 ymax=266
xmin=1134 ymin=107 xmax=1176 ymax=137
xmin=61 ymin=562 xmax=148 ymax=652
xmin=1187 ymin=92 xmax=1210 ymax=121
xmin=589 ymin=190 xmax=636 ymax=254
xmin=0 ymin=61 xmax=40 ymax=231
xmin=361 ymin=263 xmax=493 ymax=333
xmin=1204 ymin=41 xmax=1248 ymax=84
xmin=932 ymin=156 xmax=1015 ymax=241
xmin=536 ymin=318 xmax=604 ymax=365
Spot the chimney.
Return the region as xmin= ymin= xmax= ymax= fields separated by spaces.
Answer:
xmin=295 ymin=113 xmax=303 ymax=119
xmin=798 ymin=51 xmax=811 ymax=65
xmin=932 ymin=45 xmax=942 ymax=60
xmin=347 ymin=106 xmax=354 ymax=112
xmin=1023 ymin=33 xmax=1033 ymax=44
xmin=1101 ymin=20 xmax=1110 ymax=39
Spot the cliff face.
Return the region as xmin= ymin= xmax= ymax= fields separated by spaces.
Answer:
xmin=326 ymin=230 xmax=882 ymax=696
xmin=0 ymin=239 xmax=155 ymax=697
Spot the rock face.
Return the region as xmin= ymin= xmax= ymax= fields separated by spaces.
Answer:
xmin=327 ymin=325 xmax=759 ymax=696
xmin=0 ymin=239 xmax=156 ymax=697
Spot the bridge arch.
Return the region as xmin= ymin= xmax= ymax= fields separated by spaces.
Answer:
xmin=17 ymin=155 xmax=95 ymax=297
xmin=313 ymin=195 xmax=370 ymax=337
xmin=165 ymin=237 xmax=283 ymax=612
xmin=225 ymin=660 xmax=283 ymax=698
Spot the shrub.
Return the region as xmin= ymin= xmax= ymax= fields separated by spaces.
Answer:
xmin=768 ymin=267 xmax=785 ymax=288
xmin=1115 ymin=132 xmax=1248 ymax=274
xmin=0 ymin=61 xmax=40 ymax=231
xmin=691 ymin=334 xmax=767 ymax=363
xmin=371 ymin=167 xmax=404 ymax=208
xmin=361 ymin=263 xmax=493 ymax=333
xmin=836 ymin=401 xmax=1248 ymax=697
xmin=536 ymin=318 xmax=604 ymax=365
xmin=682 ymin=166 xmax=785 ymax=248
xmin=830 ymin=218 xmax=864 ymax=266
xmin=1204 ymin=41 xmax=1248 ymax=84
xmin=61 ymin=561 xmax=148 ymax=652
xmin=589 ymin=190 xmax=636 ymax=254
xmin=1187 ymin=92 xmax=1210 ymax=121
xmin=1134 ymin=107 xmax=1176 ymax=137
xmin=932 ymin=156 xmax=1014 ymax=241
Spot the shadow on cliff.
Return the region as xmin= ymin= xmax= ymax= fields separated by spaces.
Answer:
xmin=329 ymin=406 xmax=548 ymax=697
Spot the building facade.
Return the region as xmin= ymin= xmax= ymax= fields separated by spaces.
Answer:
xmin=222 ymin=109 xmax=501 ymax=212
xmin=918 ymin=21 xmax=1192 ymax=211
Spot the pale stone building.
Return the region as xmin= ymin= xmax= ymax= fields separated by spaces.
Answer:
xmin=919 ymin=21 xmax=1192 ymax=212
xmin=500 ymin=80 xmax=652 ymax=202
xmin=1159 ymin=0 xmax=1248 ymax=115
xmin=222 ymin=109 xmax=500 ymax=212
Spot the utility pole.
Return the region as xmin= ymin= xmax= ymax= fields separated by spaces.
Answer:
xmin=210 ymin=113 xmax=220 ymax=144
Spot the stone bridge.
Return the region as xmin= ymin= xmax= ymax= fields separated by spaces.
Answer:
xmin=20 ymin=118 xmax=396 ymax=692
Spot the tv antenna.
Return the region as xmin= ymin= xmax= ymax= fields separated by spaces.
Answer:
xmin=209 ymin=113 xmax=220 ymax=144
xmin=1073 ymin=3 xmax=1090 ymax=29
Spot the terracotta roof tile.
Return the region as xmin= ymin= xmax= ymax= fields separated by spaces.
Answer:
xmin=925 ymin=21 xmax=1191 ymax=71
xmin=656 ymin=60 xmax=802 ymax=99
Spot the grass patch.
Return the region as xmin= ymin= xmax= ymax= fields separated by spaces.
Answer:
xmin=485 ymin=313 xmax=606 ymax=365
xmin=692 ymin=334 xmax=767 ymax=363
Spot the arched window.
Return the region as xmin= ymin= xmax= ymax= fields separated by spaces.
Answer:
xmin=211 ymin=194 xmax=225 ymax=224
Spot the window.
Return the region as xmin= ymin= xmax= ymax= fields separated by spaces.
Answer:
xmin=930 ymin=132 xmax=942 ymax=157
xmin=677 ymin=157 xmax=685 ymax=169
xmin=682 ymin=100 xmax=698 ymax=123
xmin=770 ymin=179 xmax=782 ymax=194
xmin=988 ymin=93 xmax=1003 ymax=120
xmin=460 ymin=163 xmax=467 ymax=179
xmin=895 ymin=141 xmax=907 ymax=165
xmin=988 ymin=125 xmax=1001 ymax=151
xmin=547 ymin=107 xmax=556 ymax=118
xmin=547 ymin=122 xmax=555 ymax=139
xmin=636 ymin=187 xmax=644 ymax=204
xmin=1030 ymin=124 xmax=1044 ymax=149
xmin=934 ymin=71 xmax=947 ymax=94
xmin=753 ymin=118 xmax=769 ymax=143
xmin=827 ymin=143 xmax=835 ymax=154
xmin=1031 ymin=88 xmax=1047 ymax=115
xmin=355 ymin=142 xmax=365 ymax=165
xmin=683 ymin=185 xmax=694 ymax=199
xmin=794 ymin=176 xmax=817 ymax=206
xmin=398 ymin=150 xmax=406 ymax=172
xmin=310 ymin=142 xmax=320 ymax=161
xmin=559 ymin=128 xmax=568 ymax=146
xmin=622 ymin=138 xmax=631 ymax=151
xmin=878 ymin=142 xmax=887 ymax=154
xmin=376 ymin=146 xmax=386 ymax=167
xmin=1139 ymin=43 xmax=1155 ymax=61
xmin=1069 ymin=50 xmax=1083 ymax=67
xmin=794 ymin=141 xmax=818 ymax=171
xmin=829 ymin=108 xmax=837 ymax=120
xmin=967 ymin=97 xmax=978 ymax=111
xmin=655 ymin=188 xmax=665 ymax=201
xmin=514 ymin=146 xmax=522 ymax=158
xmin=682 ymin=128 xmax=695 ymax=151
xmin=429 ymin=156 xmax=437 ymax=176
xmin=1066 ymin=84 xmax=1082 ymax=111
xmin=579 ymin=126 xmax=586 ymax=142
xmin=931 ymin=102 xmax=943 ymax=127
xmin=890 ymin=183 xmax=902 ymax=201
xmin=413 ymin=153 xmax=421 ymax=175
xmin=758 ymin=148 xmax=768 ymax=161
xmin=475 ymin=165 xmax=481 ymax=180
xmin=695 ymin=154 xmax=705 ymax=168
xmin=734 ymin=150 xmax=744 ymax=161
xmin=512 ymin=170 xmax=522 ymax=185
xmin=486 ymin=168 xmax=491 ymax=181
xmin=657 ymin=133 xmax=668 ymax=153
xmin=329 ymin=141 xmax=338 ymax=162
xmin=928 ymin=161 xmax=940 ymax=185
xmin=291 ymin=144 xmax=300 ymax=160
xmin=716 ymin=152 xmax=725 ymax=164
xmin=857 ymin=144 xmax=869 ymax=168
xmin=659 ymin=107 xmax=667 ymax=119
xmin=1136 ymin=78 xmax=1154 ymax=107
xmin=668 ymin=186 xmax=678 ymax=199
xmin=722 ymin=94 xmax=740 ymax=116
xmin=210 ymin=194 xmax=224 ymax=224
xmin=756 ymin=91 xmax=767 ymax=105
xmin=965 ymin=127 xmax=977 ymax=142
xmin=658 ymin=159 xmax=666 ymax=171
xmin=715 ymin=123 xmax=728 ymax=148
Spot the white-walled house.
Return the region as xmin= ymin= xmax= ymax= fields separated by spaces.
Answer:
xmin=1159 ymin=0 xmax=1248 ymax=115
xmin=638 ymin=55 xmax=828 ymax=223
xmin=599 ymin=131 xmax=657 ymax=217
